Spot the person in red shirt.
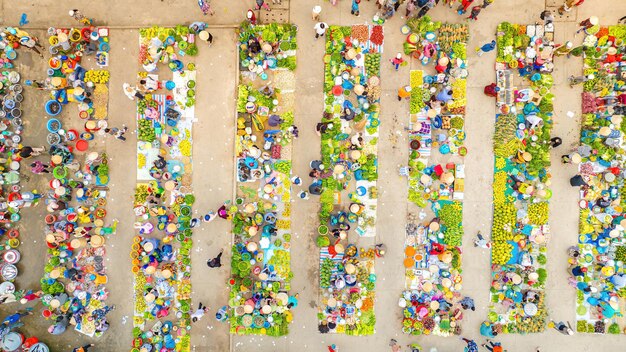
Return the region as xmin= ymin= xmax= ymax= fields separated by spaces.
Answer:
xmin=246 ymin=9 xmax=257 ymax=25
xmin=482 ymin=340 xmax=507 ymax=352
xmin=458 ymin=0 xmax=474 ymax=14
xmin=484 ymin=83 xmax=499 ymax=97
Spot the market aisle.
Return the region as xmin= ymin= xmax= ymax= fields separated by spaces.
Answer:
xmin=189 ymin=28 xmax=238 ymax=351
xmin=93 ymin=28 xmax=139 ymax=351
xmin=2 ymin=0 xmax=250 ymax=27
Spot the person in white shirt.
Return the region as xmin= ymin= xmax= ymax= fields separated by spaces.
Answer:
xmin=190 ymin=302 xmax=208 ymax=322
xmin=314 ymin=22 xmax=328 ymax=39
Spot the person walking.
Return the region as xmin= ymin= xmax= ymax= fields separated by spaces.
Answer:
xmin=462 ymin=338 xmax=479 ymax=352
xmin=69 ymin=9 xmax=92 ymax=25
xmin=552 ymin=320 xmax=574 ymax=335
xmin=576 ymin=16 xmax=598 ymax=35
xmin=190 ymin=302 xmax=209 ymax=322
xmin=457 ymin=0 xmax=474 ymax=14
xmin=314 ymin=22 xmax=328 ymax=39
xmin=18 ymin=146 xmax=46 ymax=159
xmin=416 ymin=0 xmax=435 ymax=19
xmin=558 ymin=0 xmax=584 ymax=16
xmin=351 ymin=0 xmax=361 ymax=16
xmin=389 ymin=339 xmax=401 ymax=352
xmin=390 ymin=53 xmax=405 ymax=71
xmin=459 ymin=296 xmax=476 ymax=311
xmin=540 ymin=9 xmax=554 ymax=26
xmin=481 ymin=0 xmax=493 ymax=8
xmin=482 ymin=340 xmax=505 ymax=352
xmin=312 ymin=5 xmax=322 ymax=21
xmin=476 ymin=40 xmax=496 ymax=56
xmin=405 ymin=0 xmax=417 ymax=17
xmin=105 ymin=126 xmax=128 ymax=141
xmin=550 ymin=137 xmax=562 ymax=148
xmin=468 ymin=5 xmax=482 ymax=20
xmin=398 ymin=85 xmax=412 ymax=101
xmin=30 ymin=161 xmax=50 ymax=174
xmin=553 ymin=41 xmax=573 ymax=57
xmin=568 ymin=74 xmax=593 ymax=87
xmin=484 ymin=83 xmax=499 ymax=97
xmin=256 ymin=0 xmax=272 ymax=11
xmin=198 ymin=0 xmax=215 ymax=15
xmin=207 ymin=250 xmax=223 ymax=268
xmin=72 ymin=344 xmax=95 ymax=352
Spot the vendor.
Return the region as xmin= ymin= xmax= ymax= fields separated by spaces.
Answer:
xmin=341 ymin=106 xmax=356 ymax=121
xmin=436 ymin=87 xmax=453 ymax=104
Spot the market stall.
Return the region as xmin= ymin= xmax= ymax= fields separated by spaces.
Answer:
xmin=34 ymin=24 xmax=116 ymax=338
xmin=485 ymin=22 xmax=555 ymax=334
xmin=224 ymin=22 xmax=298 ymax=337
xmin=0 ymin=27 xmax=42 ymax=304
xmin=131 ymin=25 xmax=199 ymax=351
xmin=398 ymin=17 xmax=469 ymax=337
xmin=573 ymin=23 xmax=626 ymax=334
xmin=315 ymin=24 xmax=384 ymax=336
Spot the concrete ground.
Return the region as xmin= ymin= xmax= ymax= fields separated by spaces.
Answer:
xmin=1 ymin=0 xmax=626 ymax=351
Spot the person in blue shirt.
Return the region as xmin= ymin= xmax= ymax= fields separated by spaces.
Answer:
xmin=351 ymin=0 xmax=361 ymax=16
xmin=477 ymin=40 xmax=496 ymax=56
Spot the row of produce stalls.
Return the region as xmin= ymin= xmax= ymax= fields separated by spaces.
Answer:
xmin=573 ymin=24 xmax=626 ymax=334
xmin=0 ymin=26 xmax=51 ymax=352
xmin=485 ymin=22 xmax=555 ymax=335
xmin=225 ymin=22 xmax=298 ymax=337
xmin=131 ymin=25 xmax=201 ymax=352
xmin=0 ymin=27 xmax=41 ymax=304
xmin=315 ymin=24 xmax=383 ymax=336
xmin=398 ymin=17 xmax=470 ymax=336
xmin=37 ymin=23 xmax=117 ymax=339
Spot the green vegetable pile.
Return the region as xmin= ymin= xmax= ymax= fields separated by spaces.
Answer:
xmin=365 ymin=54 xmax=381 ymax=78
xmin=320 ymin=259 xmax=333 ymax=288
xmin=138 ymin=119 xmax=155 ymax=142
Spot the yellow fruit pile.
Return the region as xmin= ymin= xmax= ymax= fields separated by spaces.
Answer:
xmin=85 ymin=70 xmax=110 ymax=84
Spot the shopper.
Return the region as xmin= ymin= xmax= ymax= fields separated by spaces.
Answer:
xmin=256 ymin=0 xmax=271 ymax=11
xmin=72 ymin=344 xmax=95 ymax=352
xmin=457 ymin=0 xmax=474 ymax=14
xmin=553 ymin=41 xmax=573 ymax=57
xmin=540 ymin=10 xmax=554 ymax=26
xmin=207 ymin=250 xmax=223 ymax=268
xmin=552 ymin=320 xmax=574 ymax=335
xmin=482 ymin=340 xmax=505 ymax=352
xmin=468 ymin=5 xmax=482 ymax=20
xmin=460 ymin=296 xmax=476 ymax=311
xmin=246 ymin=9 xmax=257 ymax=24
xmin=18 ymin=146 xmax=46 ymax=159
xmin=476 ymin=40 xmax=496 ymax=56
xmin=198 ymin=0 xmax=215 ymax=15
xmin=550 ymin=137 xmax=562 ymax=148
xmin=484 ymin=83 xmax=499 ymax=97
xmin=398 ymin=85 xmax=412 ymax=101
xmin=391 ymin=53 xmax=405 ymax=71
xmin=558 ymin=0 xmax=584 ymax=16
xmin=570 ymin=175 xmax=588 ymax=187
xmin=462 ymin=338 xmax=479 ymax=352
xmin=190 ymin=302 xmax=209 ymax=322
xmin=30 ymin=161 xmax=50 ymax=174
xmin=315 ymin=22 xmax=328 ymax=39
xmin=312 ymin=5 xmax=322 ymax=21
xmin=105 ymin=126 xmax=128 ymax=141
xmin=568 ymin=74 xmax=594 ymax=87
xmin=351 ymin=0 xmax=361 ymax=16
xmin=416 ymin=0 xmax=436 ymax=18
xmin=576 ymin=16 xmax=599 ymax=35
